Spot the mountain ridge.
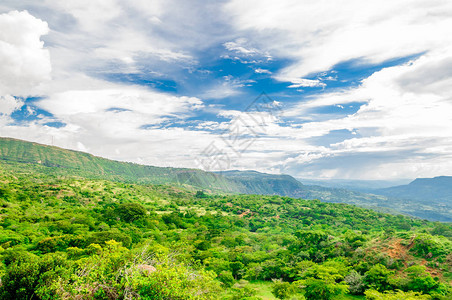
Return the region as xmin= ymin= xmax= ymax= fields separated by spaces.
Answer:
xmin=1 ymin=137 xmax=451 ymax=221
xmin=376 ymin=176 xmax=452 ymax=203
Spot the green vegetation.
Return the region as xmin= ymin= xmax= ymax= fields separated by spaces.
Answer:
xmin=0 ymin=157 xmax=451 ymax=300
xmin=375 ymin=176 xmax=452 ymax=222
xmin=2 ymin=137 xmax=449 ymax=222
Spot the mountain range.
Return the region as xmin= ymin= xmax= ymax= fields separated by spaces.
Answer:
xmin=0 ymin=137 xmax=450 ymax=221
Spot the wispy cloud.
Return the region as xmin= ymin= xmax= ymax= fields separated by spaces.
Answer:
xmin=1 ymin=1 xmax=452 ymax=180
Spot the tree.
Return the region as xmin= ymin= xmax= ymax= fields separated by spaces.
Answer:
xmin=218 ymin=271 xmax=235 ymax=288
xmin=115 ymin=203 xmax=147 ymax=222
xmin=230 ymin=261 xmax=245 ymax=279
xmin=272 ymin=281 xmax=295 ymax=299
xmin=404 ymin=265 xmax=438 ymax=294
xmin=195 ymin=190 xmax=208 ymax=198
xmin=303 ymin=278 xmax=348 ymax=300
xmin=363 ymin=264 xmax=394 ymax=292
xmin=344 ymin=270 xmax=364 ymax=295
xmin=0 ymin=253 xmax=69 ymax=300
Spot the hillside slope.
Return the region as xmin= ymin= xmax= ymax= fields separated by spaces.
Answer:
xmin=0 ymin=137 xmax=249 ymax=193
xmin=377 ymin=176 xmax=452 ymax=202
xmin=218 ymin=170 xmax=452 ymax=221
xmin=0 ymin=161 xmax=451 ymax=299
xmin=1 ymin=137 xmax=451 ymax=221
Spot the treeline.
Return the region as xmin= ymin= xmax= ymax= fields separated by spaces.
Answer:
xmin=0 ymin=162 xmax=451 ymax=299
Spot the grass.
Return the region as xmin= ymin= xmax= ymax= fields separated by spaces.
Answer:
xmin=246 ymin=281 xmax=366 ymax=300
xmin=248 ymin=281 xmax=277 ymax=299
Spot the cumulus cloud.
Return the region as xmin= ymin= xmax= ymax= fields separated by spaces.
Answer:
xmin=0 ymin=95 xmax=23 ymax=116
xmin=278 ymin=49 xmax=452 ymax=178
xmin=1 ymin=2 xmax=452 ymax=180
xmin=224 ymin=0 xmax=452 ymax=82
xmin=0 ymin=10 xmax=51 ymax=96
xmin=224 ymin=39 xmax=258 ymax=55
xmin=36 ymin=86 xmax=204 ymax=137
xmin=2 ymin=82 xmax=213 ymax=167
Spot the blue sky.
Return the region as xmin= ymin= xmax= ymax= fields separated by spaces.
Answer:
xmin=1 ymin=0 xmax=452 ymax=179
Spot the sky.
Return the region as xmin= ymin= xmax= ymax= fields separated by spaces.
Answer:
xmin=1 ymin=0 xmax=452 ymax=180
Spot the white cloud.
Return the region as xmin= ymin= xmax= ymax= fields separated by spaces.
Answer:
xmin=223 ymin=38 xmax=272 ymax=63
xmin=286 ymin=78 xmax=326 ymax=88
xmin=0 ymin=10 xmax=51 ymax=96
xmin=225 ymin=0 xmax=452 ymax=83
xmin=48 ymin=0 xmax=121 ymax=32
xmin=199 ymin=75 xmax=256 ymax=99
xmin=278 ymin=49 xmax=452 ymax=178
xmin=37 ymin=86 xmax=204 ymax=133
xmin=0 ymin=95 xmax=23 ymax=116
xmin=1 ymin=2 xmax=452 ymax=180
xmin=1 ymin=81 xmax=214 ymax=168
xmin=196 ymin=46 xmax=452 ymax=179
xmin=254 ymin=68 xmax=272 ymax=74
xmin=224 ymin=39 xmax=258 ymax=55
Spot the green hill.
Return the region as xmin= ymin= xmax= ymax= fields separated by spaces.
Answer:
xmin=0 ymin=137 xmax=241 ymax=192
xmin=0 ymin=137 xmax=312 ymax=197
xmin=377 ymin=176 xmax=452 ymax=203
xmin=1 ymin=137 xmax=450 ymax=221
xmin=0 ymin=155 xmax=451 ymax=299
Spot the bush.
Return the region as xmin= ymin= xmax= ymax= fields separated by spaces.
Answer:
xmin=87 ymin=231 xmax=132 ymax=248
xmin=218 ymin=271 xmax=235 ymax=288
xmin=272 ymin=281 xmax=295 ymax=299
xmin=403 ymin=266 xmax=439 ymax=294
xmin=0 ymin=253 xmax=70 ymax=300
xmin=303 ymin=278 xmax=348 ymax=300
xmin=364 ymin=289 xmax=431 ymax=299
xmin=363 ymin=264 xmax=394 ymax=292
xmin=411 ymin=234 xmax=448 ymax=259
xmin=115 ymin=203 xmax=147 ymax=222
xmin=345 ymin=270 xmax=364 ymax=295
xmin=35 ymin=235 xmax=85 ymax=253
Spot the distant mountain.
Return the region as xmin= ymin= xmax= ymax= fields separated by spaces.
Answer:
xmin=371 ymin=177 xmax=452 ymax=220
xmin=295 ymin=176 xmax=452 ymax=222
xmin=297 ymin=178 xmax=412 ymax=193
xmin=0 ymin=138 xmax=377 ymax=203
xmin=216 ymin=170 xmax=305 ymax=196
xmin=216 ymin=173 xmax=452 ymax=222
xmin=0 ymin=137 xmax=246 ymax=193
xmin=377 ymin=176 xmax=452 ymax=201
xmin=218 ymin=170 xmax=404 ymax=216
xmin=0 ymin=137 xmax=450 ymax=221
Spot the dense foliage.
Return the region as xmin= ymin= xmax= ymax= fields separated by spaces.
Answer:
xmin=2 ymin=137 xmax=449 ymax=222
xmin=0 ymin=160 xmax=451 ymax=299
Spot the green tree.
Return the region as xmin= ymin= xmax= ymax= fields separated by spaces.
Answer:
xmin=344 ymin=270 xmax=364 ymax=295
xmin=363 ymin=264 xmax=394 ymax=292
xmin=0 ymin=253 xmax=69 ymax=300
xmin=303 ymin=278 xmax=348 ymax=300
xmin=218 ymin=271 xmax=235 ymax=288
xmin=115 ymin=203 xmax=147 ymax=222
xmin=272 ymin=281 xmax=295 ymax=299
xmin=404 ymin=265 xmax=438 ymax=294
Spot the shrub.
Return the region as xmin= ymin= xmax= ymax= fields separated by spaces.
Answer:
xmin=218 ymin=271 xmax=235 ymax=288
xmin=363 ymin=264 xmax=394 ymax=292
xmin=345 ymin=270 xmax=364 ymax=295
xmin=303 ymin=278 xmax=348 ymax=300
xmin=364 ymin=289 xmax=431 ymax=299
xmin=115 ymin=203 xmax=147 ymax=222
xmin=272 ymin=281 xmax=295 ymax=299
